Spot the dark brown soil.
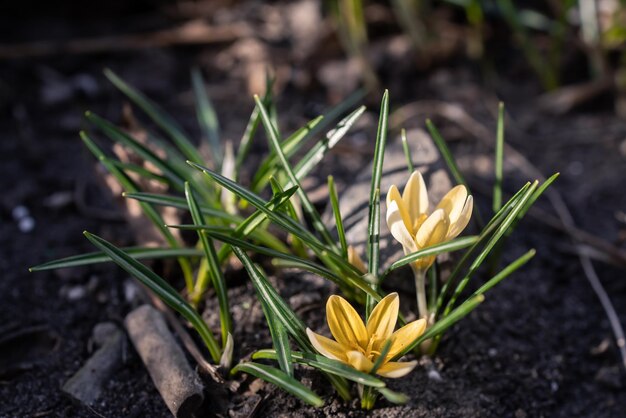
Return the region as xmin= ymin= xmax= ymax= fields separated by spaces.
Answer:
xmin=2 ymin=2 xmax=626 ymax=417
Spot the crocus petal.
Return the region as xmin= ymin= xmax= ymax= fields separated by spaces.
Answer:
xmin=386 ymin=185 xmax=414 ymax=235
xmin=386 ymin=200 xmax=418 ymax=255
xmin=435 ymin=185 xmax=467 ymax=224
xmin=348 ymin=246 xmax=367 ymax=274
xmin=326 ymin=295 xmax=369 ymax=348
xmin=346 ymin=350 xmax=374 ymax=373
xmin=386 ymin=318 xmax=427 ymax=360
xmin=366 ymin=293 xmax=399 ymax=341
xmin=377 ymin=360 xmax=418 ymax=378
xmin=415 ymin=209 xmax=449 ymax=248
xmin=402 ymin=171 xmax=429 ymax=227
xmin=306 ymin=328 xmax=347 ymax=362
xmin=446 ymin=195 xmax=473 ymax=239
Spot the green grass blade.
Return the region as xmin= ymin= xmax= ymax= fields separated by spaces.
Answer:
xmin=29 ymin=247 xmax=204 ymax=271
xmin=365 ymin=91 xmax=389 ymax=316
xmin=110 ymin=161 xmax=171 ymax=185
xmin=185 ymin=183 xmax=232 ymax=344
xmin=260 ymin=297 xmax=294 ymax=377
xmin=83 ymin=231 xmax=221 ymax=362
xmin=400 ymin=128 xmax=414 ymax=173
xmin=397 ymin=294 xmax=485 ymax=358
xmin=231 ymin=362 xmax=323 ymax=407
xmin=125 ymin=192 xmax=288 ymax=254
xmin=191 ymin=68 xmax=222 ymax=168
xmin=441 ymin=181 xmax=539 ymax=317
xmin=493 ymin=102 xmax=505 ymax=213
xmin=254 ymin=95 xmax=338 ymax=250
xmin=327 ymin=176 xmax=348 ymax=258
xmin=426 ymin=119 xmax=484 ymax=227
xmin=231 ymin=246 xmax=313 ymax=351
xmin=370 ymin=339 xmax=392 ymax=375
xmin=376 ymin=387 xmax=409 ymax=405
xmin=253 ymin=350 xmax=386 ymax=388
xmin=123 ymin=192 xmax=239 ymax=223
xmin=288 ymin=106 xmax=367 ymax=187
xmin=181 ymin=228 xmax=379 ymax=298
xmin=188 ymin=161 xmax=370 ymax=288
xmin=252 ymin=115 xmax=324 ymax=191
xmin=471 ymin=249 xmax=536 ymax=299
xmin=85 ymin=112 xmax=186 ymax=190
xmin=103 ymin=68 xmax=204 ymax=165
xmin=80 ymin=131 xmax=194 ymax=291
xmin=382 ymin=236 xmax=479 ymax=277
xmin=434 ymin=182 xmax=532 ymax=313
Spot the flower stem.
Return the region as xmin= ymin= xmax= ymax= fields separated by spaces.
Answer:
xmin=413 ymin=267 xmax=428 ymax=319
xmin=360 ymin=384 xmax=377 ymax=409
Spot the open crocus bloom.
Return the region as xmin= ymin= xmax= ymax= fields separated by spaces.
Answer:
xmin=306 ymin=293 xmax=426 ymax=378
xmin=386 ymin=170 xmax=473 ymax=271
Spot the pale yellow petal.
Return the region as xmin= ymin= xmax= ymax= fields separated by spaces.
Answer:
xmin=346 ymin=350 xmax=374 ymax=373
xmin=348 ymin=246 xmax=367 ymax=274
xmin=386 ymin=318 xmax=427 ymax=360
xmin=306 ymin=328 xmax=348 ymax=362
xmin=326 ymin=295 xmax=368 ymax=348
xmin=386 ymin=200 xmax=418 ymax=255
xmin=402 ymin=171 xmax=429 ymax=227
xmin=415 ymin=209 xmax=449 ymax=248
xmin=366 ymin=293 xmax=399 ymax=340
xmin=377 ymin=360 xmax=417 ymax=378
xmin=435 ymin=185 xmax=467 ymax=225
xmin=446 ymin=195 xmax=473 ymax=239
xmin=386 ymin=185 xmax=414 ymax=235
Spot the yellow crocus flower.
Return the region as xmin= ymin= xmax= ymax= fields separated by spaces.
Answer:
xmin=386 ymin=170 xmax=473 ymax=272
xmin=306 ymin=293 xmax=426 ymax=378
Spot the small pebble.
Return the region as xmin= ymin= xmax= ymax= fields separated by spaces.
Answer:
xmin=550 ymin=381 xmax=559 ymax=392
xmin=66 ymin=285 xmax=87 ymax=301
xmin=12 ymin=205 xmax=29 ymax=220
xmin=19 ymin=217 xmax=35 ymax=233
xmin=488 ymin=348 xmax=498 ymax=357
xmin=427 ymin=368 xmax=443 ymax=382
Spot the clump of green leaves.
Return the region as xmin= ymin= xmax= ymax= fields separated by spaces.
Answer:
xmin=32 ymin=76 xmax=555 ymax=409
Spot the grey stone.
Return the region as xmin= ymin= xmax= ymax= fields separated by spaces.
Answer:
xmin=62 ymin=322 xmax=124 ymax=406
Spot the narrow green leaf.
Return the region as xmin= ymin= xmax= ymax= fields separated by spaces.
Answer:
xmin=288 ymin=106 xmax=367 ymax=187
xmin=188 ymin=161 xmax=371 ymax=291
xmin=435 ymin=181 xmax=532 ymax=312
xmin=376 ymin=387 xmax=409 ymax=404
xmin=366 ymin=90 xmax=389 ymax=316
xmin=252 ymin=115 xmax=324 ymax=192
xmin=80 ymin=131 xmax=194 ymax=291
xmin=493 ymin=102 xmax=505 ymax=212
xmin=191 ymin=68 xmax=222 ymax=167
xmin=104 ymin=69 xmax=204 ymax=165
xmin=327 ymin=176 xmax=348 ymax=258
xmin=442 ymin=181 xmax=539 ymax=317
xmin=253 ymin=350 xmax=386 ymax=388
xmin=185 ymin=183 xmax=232 ymax=344
xmin=83 ymin=231 xmax=221 ymax=362
xmin=85 ymin=112 xmax=186 ymax=190
xmin=110 ymin=160 xmax=171 ymax=185
xmin=231 ymin=246 xmax=313 ymax=351
xmin=231 ymin=362 xmax=323 ymax=407
xmin=383 ymin=236 xmax=479 ymax=277
xmin=471 ymin=249 xmax=536 ymax=298
xmin=400 ymin=128 xmax=414 ymax=173
xmin=426 ymin=119 xmax=484 ymax=227
xmin=370 ymin=339 xmax=392 ymax=375
xmin=123 ymin=192 xmax=239 ymax=223
xmin=254 ymin=95 xmax=338 ymax=250
xmin=29 ymin=247 xmax=204 ymax=272
xmin=397 ymin=294 xmax=485 ymax=358
xmin=260 ymin=296 xmax=294 ymax=377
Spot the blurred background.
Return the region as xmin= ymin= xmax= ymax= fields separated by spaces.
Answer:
xmin=1 ymin=1 xmax=626 ymax=417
